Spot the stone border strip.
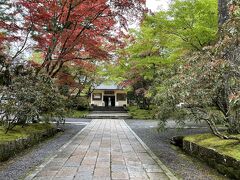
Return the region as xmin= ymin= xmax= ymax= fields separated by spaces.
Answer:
xmin=24 ymin=124 xmax=90 ymax=180
xmin=0 ymin=128 xmax=57 ymax=162
xmin=183 ymin=139 xmax=240 ymax=179
xmin=123 ymin=120 xmax=178 ymax=180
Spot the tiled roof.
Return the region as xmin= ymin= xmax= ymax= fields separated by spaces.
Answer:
xmin=95 ymin=84 xmax=123 ymax=90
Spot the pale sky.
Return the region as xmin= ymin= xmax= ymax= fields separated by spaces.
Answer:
xmin=146 ymin=0 xmax=170 ymax=12
xmin=128 ymin=0 xmax=169 ymax=28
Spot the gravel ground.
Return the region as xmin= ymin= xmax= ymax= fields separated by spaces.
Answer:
xmin=126 ymin=119 xmax=230 ymax=180
xmin=0 ymin=119 xmax=91 ymax=180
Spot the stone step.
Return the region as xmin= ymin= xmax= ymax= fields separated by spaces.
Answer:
xmin=91 ymin=106 xmax=127 ymax=112
xmin=86 ymin=111 xmax=131 ymax=119
xmin=86 ymin=116 xmax=131 ymax=119
xmin=86 ymin=114 xmax=131 ymax=119
xmin=90 ymin=111 xmax=127 ymax=114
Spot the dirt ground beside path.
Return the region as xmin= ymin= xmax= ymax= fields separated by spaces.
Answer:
xmin=126 ymin=120 xmax=229 ymax=180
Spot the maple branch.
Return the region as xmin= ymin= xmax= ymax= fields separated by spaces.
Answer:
xmin=47 ymin=22 xmax=78 ymax=76
xmin=11 ymin=27 xmax=32 ymax=61
xmin=74 ymin=75 xmax=88 ymax=97
xmin=50 ymin=56 xmax=96 ymax=78
xmin=44 ymin=1 xmax=70 ymax=62
xmin=44 ymin=1 xmax=74 ymax=75
xmin=70 ymin=0 xmax=88 ymax=11
xmin=57 ymin=0 xmax=68 ymax=21
xmin=53 ymin=2 xmax=106 ymax=72
xmin=66 ymin=0 xmax=73 ymax=21
xmin=64 ymin=57 xmax=95 ymax=61
xmin=44 ymin=2 xmax=112 ymax=78
xmin=61 ymin=5 xmax=109 ymax=57
xmin=51 ymin=61 xmax=65 ymax=78
xmin=59 ymin=2 xmax=104 ymax=56
xmin=45 ymin=34 xmax=60 ymax=62
xmin=59 ymin=22 xmax=78 ymax=56
xmin=166 ymin=30 xmax=202 ymax=51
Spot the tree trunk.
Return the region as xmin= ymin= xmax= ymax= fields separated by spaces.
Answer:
xmin=218 ymin=0 xmax=229 ymax=26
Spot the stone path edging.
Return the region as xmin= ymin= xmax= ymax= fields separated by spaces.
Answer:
xmin=123 ymin=120 xmax=177 ymax=180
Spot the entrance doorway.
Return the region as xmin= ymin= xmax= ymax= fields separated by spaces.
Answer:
xmin=103 ymin=96 xmax=115 ymax=107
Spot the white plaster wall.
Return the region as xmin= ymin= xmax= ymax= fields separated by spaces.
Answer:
xmin=91 ymin=100 xmax=104 ymax=106
xmin=115 ymin=90 xmax=127 ymax=107
xmin=91 ymin=90 xmax=104 ymax=106
xmin=91 ymin=90 xmax=127 ymax=107
xmin=115 ymin=101 xmax=127 ymax=107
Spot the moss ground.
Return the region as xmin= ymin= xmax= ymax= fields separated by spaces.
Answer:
xmin=184 ymin=133 xmax=240 ymax=161
xmin=64 ymin=109 xmax=89 ymax=118
xmin=0 ymin=123 xmax=53 ymax=144
xmin=127 ymin=105 xmax=157 ymax=120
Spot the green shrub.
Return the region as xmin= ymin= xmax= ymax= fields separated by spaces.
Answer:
xmin=128 ymin=105 xmax=157 ymax=120
xmin=66 ymin=96 xmax=89 ymax=110
xmin=0 ymin=74 xmax=65 ymax=133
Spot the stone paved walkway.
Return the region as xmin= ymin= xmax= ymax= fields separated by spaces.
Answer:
xmin=26 ymin=119 xmax=177 ymax=180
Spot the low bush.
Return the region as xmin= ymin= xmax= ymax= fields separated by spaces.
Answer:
xmin=64 ymin=109 xmax=89 ymax=118
xmin=127 ymin=105 xmax=157 ymax=120
xmin=66 ymin=96 xmax=89 ymax=111
xmin=0 ymin=74 xmax=65 ymax=133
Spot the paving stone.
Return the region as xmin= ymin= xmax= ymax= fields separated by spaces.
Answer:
xmin=94 ymin=167 xmax=110 ymax=177
xmin=111 ymin=151 xmax=123 ymax=156
xmin=74 ymin=174 xmax=93 ymax=180
xmin=74 ymin=171 xmax=93 ymax=180
xmin=127 ymin=165 xmax=145 ymax=173
xmin=53 ymin=177 xmax=74 ymax=180
xmin=93 ymin=177 xmax=111 ymax=180
xmin=111 ymin=164 xmax=127 ymax=172
xmin=129 ymin=172 xmax=149 ymax=179
xmin=64 ymin=156 xmax=83 ymax=167
xmin=96 ymin=161 xmax=110 ymax=168
xmin=130 ymin=177 xmax=149 ymax=180
xmin=26 ymin=119 xmax=176 ymax=180
xmin=77 ymin=165 xmax=95 ymax=172
xmin=97 ymin=156 xmax=110 ymax=161
xmin=124 ymin=156 xmax=139 ymax=162
xmin=111 ymin=160 xmax=126 ymax=165
xmin=81 ymin=158 xmax=97 ymax=165
xmin=55 ymin=167 xmax=78 ymax=177
xmin=125 ymin=161 xmax=142 ymax=166
xmin=112 ymin=171 xmax=129 ymax=179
